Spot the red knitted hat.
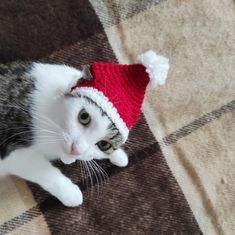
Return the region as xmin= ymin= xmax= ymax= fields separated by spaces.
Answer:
xmin=71 ymin=50 xmax=169 ymax=143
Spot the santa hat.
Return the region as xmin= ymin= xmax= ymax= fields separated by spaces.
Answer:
xmin=71 ymin=50 xmax=169 ymax=143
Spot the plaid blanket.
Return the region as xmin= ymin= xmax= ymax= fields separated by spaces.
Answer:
xmin=0 ymin=0 xmax=234 ymax=234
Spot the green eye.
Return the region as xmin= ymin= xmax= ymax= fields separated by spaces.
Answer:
xmin=78 ymin=109 xmax=91 ymax=126
xmin=96 ymin=140 xmax=112 ymax=152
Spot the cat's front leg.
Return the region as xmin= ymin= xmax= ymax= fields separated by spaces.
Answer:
xmin=3 ymin=148 xmax=83 ymax=207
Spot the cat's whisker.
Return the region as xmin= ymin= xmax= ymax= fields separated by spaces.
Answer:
xmin=87 ymin=160 xmax=100 ymax=198
xmin=10 ymin=101 xmax=60 ymax=129
xmin=35 ymin=141 xmax=60 ymax=145
xmin=34 ymin=135 xmax=64 ymax=141
xmin=1 ymin=125 xmax=59 ymax=136
xmin=0 ymin=102 xmax=60 ymax=134
xmin=33 ymin=132 xmax=63 ymax=138
xmin=30 ymin=109 xmax=64 ymax=132
xmin=0 ymin=100 xmax=63 ymax=133
xmin=29 ymin=124 xmax=62 ymax=137
xmin=84 ymin=161 xmax=94 ymax=199
xmin=91 ymin=160 xmax=106 ymax=196
xmin=82 ymin=161 xmax=90 ymax=195
xmin=34 ymin=137 xmax=64 ymax=142
xmin=4 ymin=126 xmax=62 ymax=139
xmin=0 ymin=130 xmax=35 ymax=146
xmin=29 ymin=108 xmax=62 ymax=131
xmin=0 ymin=115 xmax=62 ymax=140
xmin=92 ymin=160 xmax=109 ymax=184
xmin=84 ymin=161 xmax=93 ymax=198
xmin=5 ymin=136 xmax=61 ymax=148
xmin=7 ymin=139 xmax=32 ymax=148
xmin=90 ymin=160 xmax=104 ymax=189
xmin=1 ymin=128 xmax=63 ymax=142
xmin=32 ymin=141 xmax=61 ymax=147
xmin=78 ymin=161 xmax=85 ymax=184
xmin=7 ymin=135 xmax=63 ymax=144
xmin=32 ymin=128 xmax=61 ymax=136
xmin=92 ymin=160 xmax=109 ymax=178
xmin=92 ymin=161 xmax=104 ymax=198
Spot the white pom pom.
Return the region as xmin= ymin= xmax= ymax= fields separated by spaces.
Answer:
xmin=137 ymin=50 xmax=169 ymax=87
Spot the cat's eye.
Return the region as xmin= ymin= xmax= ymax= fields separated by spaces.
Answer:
xmin=78 ymin=109 xmax=91 ymax=126
xmin=96 ymin=140 xmax=112 ymax=152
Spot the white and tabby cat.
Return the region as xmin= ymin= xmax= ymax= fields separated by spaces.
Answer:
xmin=0 ymin=62 xmax=128 ymax=207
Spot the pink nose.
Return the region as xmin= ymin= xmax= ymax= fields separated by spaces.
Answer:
xmin=70 ymin=143 xmax=80 ymax=156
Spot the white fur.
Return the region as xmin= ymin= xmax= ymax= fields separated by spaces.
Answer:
xmin=0 ymin=63 xmax=128 ymax=207
xmin=110 ymin=149 xmax=128 ymax=167
xmin=137 ymin=50 xmax=169 ymax=87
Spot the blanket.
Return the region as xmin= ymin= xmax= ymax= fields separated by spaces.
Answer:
xmin=0 ymin=0 xmax=234 ymax=234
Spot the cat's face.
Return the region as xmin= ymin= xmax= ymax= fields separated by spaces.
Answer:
xmin=57 ymin=95 xmax=126 ymax=164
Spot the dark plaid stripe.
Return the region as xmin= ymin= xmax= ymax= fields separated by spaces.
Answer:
xmin=43 ymin=33 xmax=118 ymax=67
xmin=159 ymin=100 xmax=235 ymax=146
xmin=0 ymin=207 xmax=41 ymax=235
xmin=0 ymin=0 xmax=103 ymax=62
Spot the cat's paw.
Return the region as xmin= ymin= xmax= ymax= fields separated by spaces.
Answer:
xmin=58 ymin=184 xmax=83 ymax=207
xmin=60 ymin=155 xmax=76 ymax=165
xmin=110 ymin=149 xmax=128 ymax=167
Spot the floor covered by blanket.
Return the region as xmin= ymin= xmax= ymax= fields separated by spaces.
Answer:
xmin=0 ymin=0 xmax=234 ymax=234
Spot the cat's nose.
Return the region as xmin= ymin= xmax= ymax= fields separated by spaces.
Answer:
xmin=70 ymin=143 xmax=80 ymax=156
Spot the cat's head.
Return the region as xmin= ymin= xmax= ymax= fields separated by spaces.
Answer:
xmin=59 ymin=93 xmax=127 ymax=164
xmin=32 ymin=63 xmax=128 ymax=165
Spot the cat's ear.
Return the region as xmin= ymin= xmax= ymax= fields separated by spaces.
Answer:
xmin=67 ymin=74 xmax=83 ymax=92
xmin=67 ymin=66 xmax=92 ymax=92
xmin=110 ymin=149 xmax=128 ymax=167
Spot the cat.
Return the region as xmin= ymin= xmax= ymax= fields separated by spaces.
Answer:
xmin=0 ymin=62 xmax=128 ymax=207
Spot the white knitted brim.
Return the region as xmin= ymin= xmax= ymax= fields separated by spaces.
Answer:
xmin=74 ymin=87 xmax=129 ymax=143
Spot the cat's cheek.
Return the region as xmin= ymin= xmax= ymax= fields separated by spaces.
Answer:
xmin=61 ymin=133 xmax=72 ymax=153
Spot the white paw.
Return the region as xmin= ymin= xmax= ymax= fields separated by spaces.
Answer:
xmin=58 ymin=184 xmax=83 ymax=207
xmin=60 ymin=155 xmax=76 ymax=165
xmin=110 ymin=149 xmax=128 ymax=167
